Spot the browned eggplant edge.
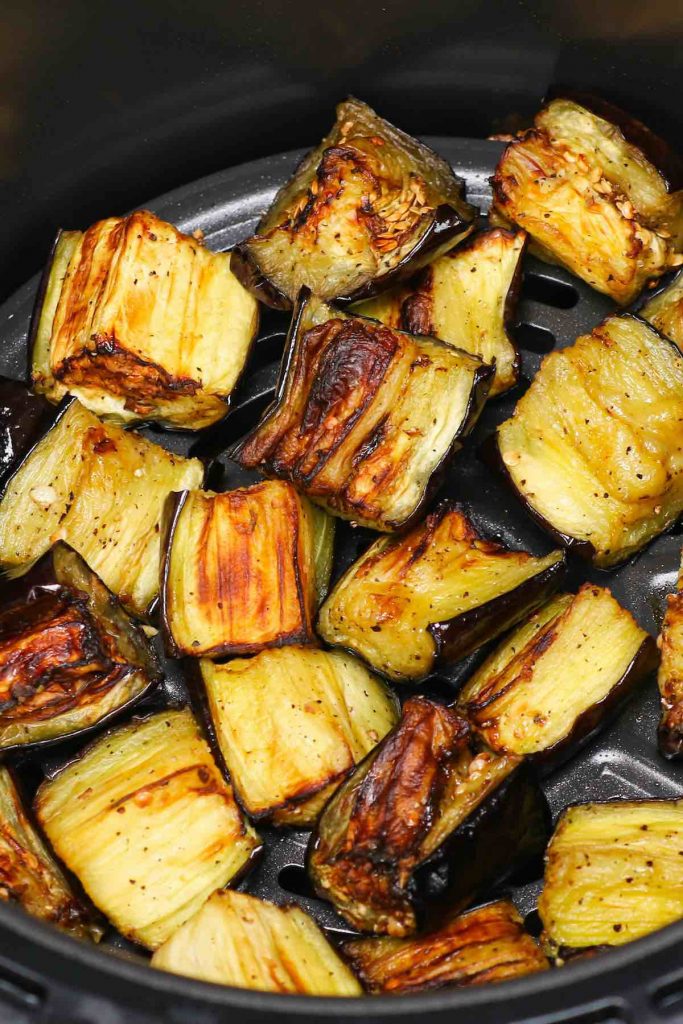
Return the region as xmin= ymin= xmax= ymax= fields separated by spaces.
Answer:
xmin=0 ymin=376 xmax=57 ymax=489
xmin=0 ymin=544 xmax=163 ymax=755
xmin=633 ymin=266 xmax=683 ymax=320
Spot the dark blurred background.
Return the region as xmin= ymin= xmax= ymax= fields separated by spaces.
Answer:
xmin=1 ymin=0 xmax=681 ymax=303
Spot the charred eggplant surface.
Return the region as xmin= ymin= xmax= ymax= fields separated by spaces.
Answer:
xmin=308 ymin=696 xmax=550 ymax=935
xmin=30 ymin=211 xmax=259 ymax=429
xmin=458 ymin=585 xmax=656 ymax=764
xmin=231 ymin=97 xmax=476 ymax=308
xmin=0 ymin=399 xmax=204 ymax=617
xmin=318 ymin=504 xmax=564 ymax=682
xmin=496 ymin=314 xmax=683 ymax=567
xmin=200 ymin=646 xmax=399 ymax=826
xmin=492 ymin=97 xmax=683 ymax=303
xmin=232 ymin=292 xmax=491 ymax=532
xmin=343 ymin=899 xmax=548 ymax=993
xmin=161 ymin=482 xmax=334 ymax=658
xmin=538 ymin=800 xmax=683 ymax=957
xmin=0 ymin=543 xmax=160 ymax=750
xmin=657 ymin=547 xmax=683 ymax=758
xmin=356 ymin=228 xmax=525 ymax=396
xmin=35 ymin=708 xmax=260 ymax=950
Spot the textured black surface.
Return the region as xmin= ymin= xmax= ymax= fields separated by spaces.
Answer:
xmin=0 ymin=140 xmax=681 ymax=1023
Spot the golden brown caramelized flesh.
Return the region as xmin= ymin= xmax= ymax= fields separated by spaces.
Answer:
xmin=231 ymin=98 xmax=475 ymax=307
xmin=458 ymin=585 xmax=655 ymax=761
xmin=318 ymin=504 xmax=564 ymax=681
xmin=538 ymin=800 xmax=683 ymax=957
xmin=343 ymin=899 xmax=548 ymax=993
xmin=497 ymin=314 xmax=683 ymax=567
xmin=0 ymin=766 xmax=101 ymax=940
xmin=200 ymin=646 xmax=398 ymax=825
xmin=161 ymin=482 xmax=333 ymax=658
xmin=641 ymin=269 xmax=683 ymax=352
xmin=35 ymin=709 xmax=260 ymax=950
xmin=152 ymin=890 xmax=362 ymax=995
xmin=31 ymin=211 xmax=259 ymax=429
xmin=657 ymin=548 xmax=683 ymax=758
xmin=233 ymin=293 xmax=490 ymax=532
xmin=491 ymin=99 xmax=683 ymax=303
xmin=356 ymin=228 xmax=525 ymax=396
xmin=0 ymin=401 xmax=203 ymax=617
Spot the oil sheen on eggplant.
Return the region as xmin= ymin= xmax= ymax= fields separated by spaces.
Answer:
xmin=355 ymin=228 xmax=526 ymax=397
xmin=231 ymin=97 xmax=476 ymax=308
xmin=308 ymin=697 xmax=550 ymax=936
xmin=35 ymin=708 xmax=261 ymax=950
xmin=152 ymin=890 xmax=361 ymax=995
xmin=343 ymin=899 xmax=548 ymax=994
xmin=657 ymin=547 xmax=683 ymax=758
xmin=491 ymin=97 xmax=683 ymax=304
xmin=496 ymin=314 xmax=683 ymax=567
xmin=199 ymin=646 xmax=399 ymax=826
xmin=317 ymin=504 xmax=565 ymax=682
xmin=0 ymin=398 xmax=204 ymax=617
xmin=232 ymin=292 xmax=491 ymax=532
xmin=458 ymin=585 xmax=656 ymax=765
xmin=639 ymin=268 xmax=683 ymax=352
xmin=0 ymin=377 xmax=55 ymax=486
xmin=30 ymin=211 xmax=259 ymax=430
xmin=0 ymin=543 xmax=160 ymax=750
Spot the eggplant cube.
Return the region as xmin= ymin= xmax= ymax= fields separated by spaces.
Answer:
xmin=318 ymin=503 xmax=565 ymax=682
xmin=343 ymin=899 xmax=548 ymax=994
xmin=0 ymin=398 xmax=204 ymax=617
xmin=200 ymin=646 xmax=399 ymax=826
xmin=640 ymin=268 xmax=683 ymax=352
xmin=0 ymin=543 xmax=160 ymax=751
xmin=152 ymin=889 xmax=362 ymax=995
xmin=30 ymin=211 xmax=259 ymax=429
xmin=492 ymin=97 xmax=683 ymax=303
xmin=233 ymin=292 xmax=492 ymax=532
xmin=356 ymin=228 xmax=526 ymax=396
xmin=657 ymin=547 xmax=683 ymax=758
xmin=308 ymin=697 xmax=550 ymax=936
xmin=496 ymin=314 xmax=683 ymax=567
xmin=0 ymin=766 xmax=101 ymax=941
xmin=161 ymin=482 xmax=334 ymax=658
xmin=458 ymin=585 xmax=656 ymax=766
xmin=231 ymin=97 xmax=476 ymax=309
xmin=35 ymin=708 xmax=261 ymax=950
xmin=538 ymin=800 xmax=683 ymax=958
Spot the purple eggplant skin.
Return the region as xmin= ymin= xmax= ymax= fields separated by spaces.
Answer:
xmin=545 ymin=88 xmax=683 ymax=192
xmin=0 ymin=377 xmax=56 ymax=488
xmin=428 ymin=552 xmax=566 ymax=669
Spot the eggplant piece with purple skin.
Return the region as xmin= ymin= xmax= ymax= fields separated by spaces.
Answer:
xmin=0 ymin=377 xmax=55 ymax=487
xmin=307 ymin=697 xmax=550 ymax=936
xmin=457 ymin=585 xmax=657 ymax=768
xmin=231 ymin=97 xmax=476 ymax=309
xmin=232 ymin=292 xmax=491 ymax=532
xmin=317 ymin=504 xmax=565 ymax=683
xmin=656 ymin=546 xmax=683 ymax=759
xmin=0 ymin=542 xmax=161 ymax=751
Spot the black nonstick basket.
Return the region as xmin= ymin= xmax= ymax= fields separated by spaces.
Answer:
xmin=0 ymin=133 xmax=682 ymax=1024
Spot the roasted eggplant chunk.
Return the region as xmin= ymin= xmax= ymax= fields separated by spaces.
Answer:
xmin=0 ymin=543 xmax=160 ymax=750
xmin=200 ymin=646 xmax=399 ymax=826
xmin=538 ymin=800 xmax=683 ymax=958
xmin=308 ymin=697 xmax=550 ymax=936
xmin=458 ymin=585 xmax=656 ymax=765
xmin=318 ymin=504 xmax=564 ymax=682
xmin=640 ymin=268 xmax=683 ymax=352
xmin=232 ymin=292 xmax=491 ymax=532
xmin=492 ymin=97 xmax=683 ymax=304
xmin=343 ymin=899 xmax=548 ymax=994
xmin=30 ymin=211 xmax=259 ymax=429
xmin=496 ymin=314 xmax=683 ymax=567
xmin=231 ymin=98 xmax=476 ymax=308
xmin=657 ymin=547 xmax=683 ymax=758
xmin=0 ymin=377 xmax=55 ymax=486
xmin=356 ymin=229 xmax=525 ymax=396
xmin=35 ymin=708 xmax=260 ymax=950
xmin=0 ymin=399 xmax=204 ymax=617
xmin=0 ymin=766 xmax=101 ymax=941
xmin=161 ymin=482 xmax=334 ymax=658
xmin=152 ymin=889 xmax=361 ymax=995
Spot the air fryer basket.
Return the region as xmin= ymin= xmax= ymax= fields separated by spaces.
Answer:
xmin=0 ymin=139 xmax=682 ymax=1024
